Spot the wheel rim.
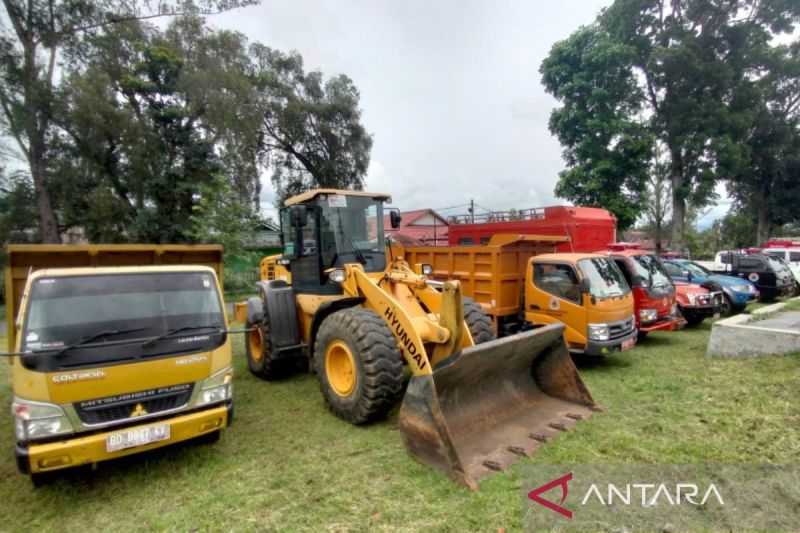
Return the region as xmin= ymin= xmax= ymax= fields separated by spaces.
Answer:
xmin=325 ymin=340 xmax=356 ymax=397
xmin=248 ymin=328 xmax=264 ymax=362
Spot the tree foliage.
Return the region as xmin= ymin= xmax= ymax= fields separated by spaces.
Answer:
xmin=542 ymin=0 xmax=800 ymax=247
xmin=1 ymin=2 xmax=372 ymax=246
xmin=541 ymin=25 xmax=652 ymax=231
xmin=251 ymin=46 xmax=373 ymax=206
xmin=0 ymin=0 xmax=258 ymax=242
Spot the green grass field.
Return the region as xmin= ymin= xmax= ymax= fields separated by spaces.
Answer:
xmin=0 ymin=316 xmax=798 ymax=531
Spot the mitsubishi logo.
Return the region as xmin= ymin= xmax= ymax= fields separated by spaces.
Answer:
xmin=130 ymin=403 xmax=148 ymax=417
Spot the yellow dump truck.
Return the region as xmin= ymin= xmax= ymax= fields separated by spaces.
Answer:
xmin=4 ymin=245 xmax=233 ymax=484
xmin=398 ymin=237 xmax=637 ymax=356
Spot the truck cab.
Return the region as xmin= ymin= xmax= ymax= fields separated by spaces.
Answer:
xmin=761 ymin=244 xmax=800 ymax=290
xmin=526 ymin=254 xmax=637 ymax=356
xmin=709 ymin=252 xmax=794 ymax=302
xmin=595 ymin=245 xmax=684 ymax=336
xmin=5 ymin=245 xmax=233 ymax=484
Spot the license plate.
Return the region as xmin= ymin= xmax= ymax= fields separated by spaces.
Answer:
xmin=621 ymin=338 xmax=636 ymax=351
xmin=106 ymin=424 xmax=170 ymax=453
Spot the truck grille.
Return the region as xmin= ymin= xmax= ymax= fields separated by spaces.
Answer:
xmin=75 ymin=383 xmax=193 ymax=425
xmin=608 ymin=317 xmax=635 ymax=340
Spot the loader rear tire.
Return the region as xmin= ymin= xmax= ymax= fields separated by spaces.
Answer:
xmin=314 ymin=308 xmax=404 ymax=424
xmin=245 ymin=314 xmax=290 ymax=380
xmin=463 ymin=297 xmax=495 ymax=344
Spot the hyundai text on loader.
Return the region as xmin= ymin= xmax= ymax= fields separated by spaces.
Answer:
xmin=4 ymin=245 xmax=233 ymax=485
xmin=236 ymin=189 xmax=598 ymax=489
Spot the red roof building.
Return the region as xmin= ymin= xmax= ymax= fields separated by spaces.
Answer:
xmin=385 ymin=209 xmax=449 ymax=246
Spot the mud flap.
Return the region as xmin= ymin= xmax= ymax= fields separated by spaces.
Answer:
xmin=398 ymin=323 xmax=597 ymax=490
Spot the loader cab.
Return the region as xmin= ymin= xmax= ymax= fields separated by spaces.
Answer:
xmin=280 ymin=189 xmax=391 ymax=294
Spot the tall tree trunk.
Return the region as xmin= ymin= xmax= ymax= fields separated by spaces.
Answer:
xmin=755 ymin=186 xmax=770 ymax=246
xmin=669 ymin=151 xmax=685 ymax=252
xmin=29 ymin=138 xmax=60 ymax=243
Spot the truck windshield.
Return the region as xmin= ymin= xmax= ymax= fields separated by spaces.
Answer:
xmin=631 ymin=255 xmax=672 ymax=288
xmin=577 ymin=258 xmax=630 ymax=299
xmin=319 ymin=194 xmax=386 ymax=272
xmin=21 ymin=271 xmax=225 ymax=370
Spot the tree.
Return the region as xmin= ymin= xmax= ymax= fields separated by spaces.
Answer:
xmin=726 ymin=41 xmax=800 ymax=244
xmin=542 ymin=0 xmax=800 ymax=248
xmin=0 ymin=0 xmax=258 ymax=242
xmin=541 ymin=25 xmax=653 ymax=231
xmin=642 ymin=146 xmax=672 ymax=253
xmin=250 ymin=46 xmax=373 ymax=205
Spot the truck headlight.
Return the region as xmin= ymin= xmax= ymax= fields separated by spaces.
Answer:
xmin=198 ymin=368 xmax=233 ymax=407
xmin=12 ymin=397 xmax=73 ymax=442
xmin=588 ymin=324 xmax=610 ymax=341
xmin=639 ymin=308 xmax=658 ymax=323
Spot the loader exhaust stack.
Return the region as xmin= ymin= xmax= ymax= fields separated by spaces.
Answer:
xmin=398 ymin=324 xmax=597 ymax=490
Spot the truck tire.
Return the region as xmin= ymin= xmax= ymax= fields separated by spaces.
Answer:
xmin=463 ymin=297 xmax=495 ymax=344
xmin=245 ymin=313 xmax=290 ymax=380
xmin=314 ymin=308 xmax=404 ymax=424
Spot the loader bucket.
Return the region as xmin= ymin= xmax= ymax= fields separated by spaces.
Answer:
xmin=398 ymin=323 xmax=597 ymax=490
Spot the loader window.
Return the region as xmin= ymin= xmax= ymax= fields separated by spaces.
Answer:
xmin=533 ymin=263 xmax=581 ymax=304
xmin=318 ymin=195 xmax=386 ymax=272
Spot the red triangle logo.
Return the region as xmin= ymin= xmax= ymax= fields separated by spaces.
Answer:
xmin=527 ymin=472 xmax=573 ymax=519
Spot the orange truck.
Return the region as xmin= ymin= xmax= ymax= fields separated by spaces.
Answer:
xmin=396 ymin=235 xmax=637 ymax=356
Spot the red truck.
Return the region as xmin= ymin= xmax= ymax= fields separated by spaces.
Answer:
xmin=594 ymin=244 xmax=685 ymax=336
xmin=447 ymin=206 xmax=616 ymax=252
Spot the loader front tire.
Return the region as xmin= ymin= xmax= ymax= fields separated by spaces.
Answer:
xmin=463 ymin=297 xmax=495 ymax=344
xmin=314 ymin=308 xmax=404 ymax=424
xmin=245 ymin=314 xmax=290 ymax=380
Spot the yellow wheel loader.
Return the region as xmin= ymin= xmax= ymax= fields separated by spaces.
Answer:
xmin=239 ymin=189 xmax=598 ymax=489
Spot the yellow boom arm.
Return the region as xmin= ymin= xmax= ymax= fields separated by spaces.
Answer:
xmin=339 ymin=261 xmax=470 ymax=375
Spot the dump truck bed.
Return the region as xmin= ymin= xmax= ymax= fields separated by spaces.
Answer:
xmin=4 ymin=244 xmax=224 ymax=352
xmin=394 ymin=234 xmax=566 ymax=320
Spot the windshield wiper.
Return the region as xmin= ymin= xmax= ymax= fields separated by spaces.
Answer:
xmin=141 ymin=325 xmax=222 ymax=348
xmin=54 ymin=327 xmax=149 ymax=356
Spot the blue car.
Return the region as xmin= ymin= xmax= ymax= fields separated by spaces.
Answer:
xmin=662 ymin=259 xmax=759 ymax=315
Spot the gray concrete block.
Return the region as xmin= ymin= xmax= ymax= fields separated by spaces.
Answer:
xmin=706 ymin=298 xmax=800 ymax=358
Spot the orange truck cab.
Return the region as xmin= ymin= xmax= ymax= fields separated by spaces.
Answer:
xmin=397 ymin=236 xmax=636 ymax=356
xmin=527 ymin=253 xmax=637 ymax=356
xmin=596 ymin=244 xmax=684 ymax=336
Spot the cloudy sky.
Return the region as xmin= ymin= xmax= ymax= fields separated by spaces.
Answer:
xmin=212 ymin=0 xmax=727 ymax=225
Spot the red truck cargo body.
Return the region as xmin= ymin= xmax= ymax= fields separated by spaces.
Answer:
xmin=447 ymin=206 xmax=617 ymax=252
xmin=595 ymin=245 xmax=685 ymax=334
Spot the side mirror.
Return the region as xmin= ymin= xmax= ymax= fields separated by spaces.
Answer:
xmin=290 ymin=205 xmax=308 ymax=227
xmin=579 ymin=278 xmax=591 ymax=294
xmin=389 ymin=210 xmax=402 ymax=229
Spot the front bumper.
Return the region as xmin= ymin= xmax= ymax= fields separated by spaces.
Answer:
xmin=679 ymin=304 xmax=719 ymax=318
xmin=583 ymin=329 xmax=638 ymax=356
xmin=16 ymin=403 xmax=230 ymax=475
xmin=639 ymin=314 xmax=684 ymax=333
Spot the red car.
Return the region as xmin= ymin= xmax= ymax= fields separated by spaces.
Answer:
xmin=596 ymin=244 xmax=685 ymax=337
xmin=673 ymin=281 xmax=724 ymax=326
